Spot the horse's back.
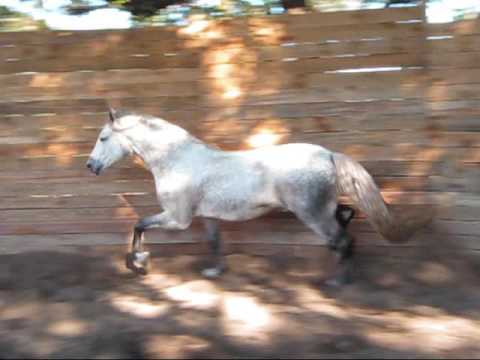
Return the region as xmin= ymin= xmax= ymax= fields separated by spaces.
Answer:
xmin=247 ymin=143 xmax=337 ymax=207
xmin=243 ymin=143 xmax=333 ymax=171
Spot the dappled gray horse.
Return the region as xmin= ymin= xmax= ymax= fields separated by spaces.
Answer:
xmin=87 ymin=108 xmax=429 ymax=285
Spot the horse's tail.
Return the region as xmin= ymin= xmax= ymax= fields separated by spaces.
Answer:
xmin=332 ymin=152 xmax=432 ymax=243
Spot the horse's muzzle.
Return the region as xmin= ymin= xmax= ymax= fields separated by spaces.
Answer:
xmin=86 ymin=158 xmax=103 ymax=176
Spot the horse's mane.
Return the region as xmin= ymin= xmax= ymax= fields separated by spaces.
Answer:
xmin=113 ymin=108 xmax=213 ymax=148
xmin=112 ymin=109 xmax=168 ymax=130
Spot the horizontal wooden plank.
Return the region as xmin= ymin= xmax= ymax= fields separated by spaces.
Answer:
xmin=278 ymin=22 xmax=424 ymax=43
xmin=0 ymin=206 xmax=159 ymax=223
xmin=0 ymin=175 xmax=435 ymax=198
xmin=306 ymin=68 xmax=425 ymax=87
xmin=3 ymin=237 xmax=479 ymax=260
xmin=1 ymin=143 xmax=477 ymax=173
xmin=246 ymin=52 xmax=422 ymax=74
xmin=429 ymin=68 xmax=480 ymax=85
xmin=0 ymin=167 xmax=152 ymax=183
xmin=426 ymin=99 xmax=480 ymax=112
xmin=0 ymin=112 xmax=431 ymax=146
xmin=428 ymin=110 xmax=480 ymax=132
xmin=427 ymin=35 xmax=480 ymax=54
xmin=0 ymin=87 xmax=424 ymax=113
xmin=0 ymin=41 xmax=200 ymax=64
xmin=1 ymin=217 xmax=477 ymax=249
xmin=0 ymin=69 xmax=203 ymax=89
xmin=0 ymin=203 xmax=440 ymax=230
xmin=0 ymin=165 xmax=443 ymax=201
xmin=1 ymin=49 xmax=422 ymax=77
xmin=0 ymin=96 xmax=203 ymax=115
xmin=0 ymin=68 xmax=426 ymax=104
xmin=0 ymin=52 xmax=202 ymax=74
xmin=0 ymin=9 xmax=425 ymax=50
xmin=256 ymin=37 xmax=423 ymax=61
xmin=0 ymin=191 xmax=447 ymax=211
xmin=289 ymin=130 xmax=473 ymax=149
xmin=428 ymin=51 xmax=480 ymax=68
xmin=0 ymin=142 xmax=94 ymax=157
xmin=0 ymin=193 xmax=158 ymax=210
xmin=432 ymin=219 xmax=480 ymax=237
xmin=0 ymin=27 xmax=182 ymax=47
xmin=0 ymin=25 xmax=423 ymax=74
xmin=0 ymin=129 xmax=446 ymax=158
xmin=0 ymin=211 xmax=421 ymax=235
xmin=426 ymin=83 xmax=480 ymax=102
xmin=0 ymin=179 xmax=156 ymax=197
xmin=0 ymin=160 xmax=442 ymax=190
xmin=1 ymin=38 xmax=422 ymax=76
xmin=0 ymin=67 xmax=425 ymax=90
xmin=0 ymin=97 xmax=425 ymax=116
xmin=274 ymin=7 xmax=424 ymax=27
xmin=427 ymin=19 xmax=480 ymax=36
xmin=1 ymin=81 xmax=201 ymax=102
xmin=437 ymin=205 xmax=480 ymax=222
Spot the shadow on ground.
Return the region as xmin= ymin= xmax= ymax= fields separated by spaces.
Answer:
xmin=0 ymin=245 xmax=479 ymax=359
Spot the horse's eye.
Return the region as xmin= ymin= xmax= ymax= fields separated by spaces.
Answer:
xmin=100 ymin=137 xmax=108 ymax=142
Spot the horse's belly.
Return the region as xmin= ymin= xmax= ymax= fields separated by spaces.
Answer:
xmin=196 ymin=200 xmax=278 ymax=221
xmin=194 ymin=156 xmax=282 ymax=220
xmin=195 ymin=180 xmax=280 ymax=221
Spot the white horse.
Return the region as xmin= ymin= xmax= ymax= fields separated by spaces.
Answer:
xmin=87 ymin=108 xmax=430 ymax=285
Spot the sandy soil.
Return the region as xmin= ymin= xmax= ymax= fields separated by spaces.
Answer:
xmin=1 ymin=247 xmax=479 ymax=359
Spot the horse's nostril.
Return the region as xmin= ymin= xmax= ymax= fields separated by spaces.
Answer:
xmin=86 ymin=162 xmax=92 ymax=169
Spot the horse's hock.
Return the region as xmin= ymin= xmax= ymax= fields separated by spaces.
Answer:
xmin=0 ymin=6 xmax=479 ymax=261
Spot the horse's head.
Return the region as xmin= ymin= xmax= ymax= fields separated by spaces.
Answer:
xmin=86 ymin=107 xmax=134 ymax=175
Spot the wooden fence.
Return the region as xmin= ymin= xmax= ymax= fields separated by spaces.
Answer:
xmin=0 ymin=6 xmax=478 ymax=259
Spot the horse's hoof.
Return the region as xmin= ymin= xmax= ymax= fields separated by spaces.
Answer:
xmin=324 ymin=273 xmax=352 ymax=288
xmin=201 ymin=263 xmax=227 ymax=279
xmin=201 ymin=268 xmax=222 ymax=279
xmin=125 ymin=252 xmax=150 ymax=276
xmin=325 ymin=278 xmax=343 ymax=287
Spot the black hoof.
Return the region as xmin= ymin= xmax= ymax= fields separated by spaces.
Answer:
xmin=325 ymin=271 xmax=353 ymax=288
xmin=125 ymin=252 xmax=149 ymax=276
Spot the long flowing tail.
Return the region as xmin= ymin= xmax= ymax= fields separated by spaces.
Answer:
xmin=332 ymin=152 xmax=432 ymax=243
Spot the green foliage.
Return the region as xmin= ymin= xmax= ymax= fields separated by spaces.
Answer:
xmin=0 ymin=5 xmax=47 ymax=31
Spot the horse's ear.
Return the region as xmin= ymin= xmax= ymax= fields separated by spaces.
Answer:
xmin=108 ymin=107 xmax=117 ymax=123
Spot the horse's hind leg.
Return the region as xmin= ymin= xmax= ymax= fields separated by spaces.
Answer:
xmin=292 ymin=197 xmax=354 ymax=286
xmin=333 ymin=204 xmax=356 ymax=268
xmin=329 ymin=204 xmax=356 ymax=286
xmin=201 ymin=218 xmax=226 ymax=278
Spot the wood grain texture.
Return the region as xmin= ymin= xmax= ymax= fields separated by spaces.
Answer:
xmin=0 ymin=7 xmax=479 ymax=255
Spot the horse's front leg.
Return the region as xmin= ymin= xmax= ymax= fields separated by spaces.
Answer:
xmin=126 ymin=211 xmax=191 ymax=275
xmin=201 ymin=218 xmax=226 ymax=279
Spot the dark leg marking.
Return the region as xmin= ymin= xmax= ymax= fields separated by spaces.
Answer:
xmin=326 ymin=204 xmax=357 ymax=286
xmin=202 ymin=218 xmax=226 ymax=278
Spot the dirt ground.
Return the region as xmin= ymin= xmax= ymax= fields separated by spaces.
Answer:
xmin=1 ymin=246 xmax=479 ymax=359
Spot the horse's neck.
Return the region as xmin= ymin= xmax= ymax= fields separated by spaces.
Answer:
xmin=128 ymin=123 xmax=206 ymax=171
